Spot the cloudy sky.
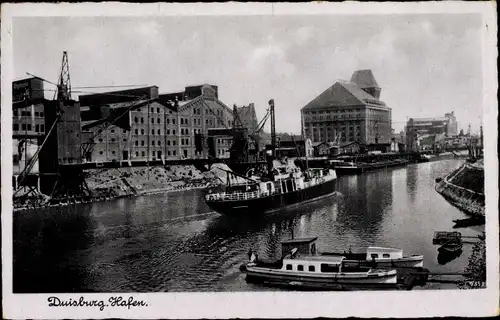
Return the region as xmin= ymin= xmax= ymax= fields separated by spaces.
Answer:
xmin=14 ymin=14 xmax=483 ymax=133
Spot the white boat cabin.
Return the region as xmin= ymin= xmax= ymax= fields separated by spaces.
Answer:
xmin=365 ymin=247 xmax=404 ymax=261
xmin=280 ymin=255 xmax=348 ymax=274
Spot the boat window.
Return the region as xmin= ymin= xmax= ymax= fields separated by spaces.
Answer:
xmin=370 ymin=254 xmax=379 ymax=259
xmin=321 ymin=263 xmax=339 ymax=273
xmin=383 ymin=254 xmax=390 ymax=258
xmin=286 ymin=264 xmax=293 ymax=271
xmin=297 ymin=265 xmax=304 ymax=271
xmin=308 ymin=265 xmax=315 ymax=272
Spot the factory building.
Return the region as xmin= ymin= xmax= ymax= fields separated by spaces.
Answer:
xmin=301 ymin=69 xmax=392 ymax=145
xmin=405 ymin=112 xmax=458 ymax=152
xmin=80 ymin=84 xmax=233 ymax=162
xmin=12 ymin=77 xmax=47 ymax=175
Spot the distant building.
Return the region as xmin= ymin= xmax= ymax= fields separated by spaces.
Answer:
xmin=405 ymin=112 xmax=458 ymax=152
xmin=301 ymin=69 xmax=392 ymax=145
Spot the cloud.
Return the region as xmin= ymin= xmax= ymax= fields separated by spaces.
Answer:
xmin=13 ymin=15 xmax=484 ymax=134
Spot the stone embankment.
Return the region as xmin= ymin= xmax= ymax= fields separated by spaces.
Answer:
xmin=435 ymin=160 xmax=485 ymax=217
xmin=13 ymin=164 xmax=230 ymax=212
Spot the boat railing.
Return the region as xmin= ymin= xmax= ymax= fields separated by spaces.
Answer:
xmin=206 ymin=189 xmax=277 ymax=201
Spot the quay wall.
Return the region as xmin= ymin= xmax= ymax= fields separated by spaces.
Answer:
xmin=13 ymin=164 xmax=227 ymax=212
xmin=435 ymin=160 xmax=485 ymax=217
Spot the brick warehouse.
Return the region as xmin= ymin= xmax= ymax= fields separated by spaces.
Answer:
xmin=79 ymin=84 xmax=234 ymax=162
xmin=301 ymin=69 xmax=392 ymax=145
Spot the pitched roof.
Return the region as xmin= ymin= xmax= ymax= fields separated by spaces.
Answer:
xmin=350 ymin=69 xmax=379 ymax=88
xmin=302 ymin=82 xmax=363 ymax=110
xmin=302 ymin=80 xmax=386 ymax=111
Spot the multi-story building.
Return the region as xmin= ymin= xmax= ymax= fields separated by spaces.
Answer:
xmin=12 ymin=77 xmax=46 ymax=175
xmin=301 ymin=69 xmax=392 ymax=145
xmin=405 ymin=112 xmax=458 ymax=152
xmin=80 ymin=84 xmax=233 ymax=162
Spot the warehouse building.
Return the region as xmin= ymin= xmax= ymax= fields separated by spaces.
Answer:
xmin=80 ymin=84 xmax=233 ymax=162
xmin=301 ymin=70 xmax=392 ymax=145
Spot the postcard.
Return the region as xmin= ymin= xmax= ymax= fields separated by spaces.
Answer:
xmin=1 ymin=2 xmax=498 ymax=319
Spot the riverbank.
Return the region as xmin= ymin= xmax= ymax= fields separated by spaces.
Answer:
xmin=435 ymin=159 xmax=485 ymax=217
xmin=13 ymin=164 xmax=227 ymax=212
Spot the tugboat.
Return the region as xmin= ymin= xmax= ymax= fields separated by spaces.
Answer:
xmin=241 ymin=237 xmax=398 ymax=290
xmin=322 ymin=246 xmax=424 ymax=268
xmin=205 ymin=99 xmax=337 ymax=216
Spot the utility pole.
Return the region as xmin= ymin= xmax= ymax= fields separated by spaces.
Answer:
xmin=480 ymin=125 xmax=483 ymax=158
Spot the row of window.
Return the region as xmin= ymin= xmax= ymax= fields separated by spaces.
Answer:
xmin=13 ymin=110 xmax=45 ymax=117
xmin=97 ymin=149 xmax=187 ymax=157
xmin=13 ymin=123 xmax=45 ymax=132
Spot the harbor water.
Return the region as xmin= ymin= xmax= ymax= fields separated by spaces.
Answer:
xmin=13 ymin=159 xmax=484 ymax=292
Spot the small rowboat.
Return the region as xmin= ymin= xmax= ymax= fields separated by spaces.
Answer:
xmin=438 ymin=242 xmax=463 ymax=254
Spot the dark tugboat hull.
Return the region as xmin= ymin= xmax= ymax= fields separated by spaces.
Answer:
xmin=206 ymin=178 xmax=337 ymax=216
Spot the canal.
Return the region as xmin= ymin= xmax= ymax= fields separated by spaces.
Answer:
xmin=13 ymin=159 xmax=484 ymax=292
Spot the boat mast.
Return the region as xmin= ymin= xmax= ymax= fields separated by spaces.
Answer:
xmin=301 ymin=112 xmax=309 ymax=172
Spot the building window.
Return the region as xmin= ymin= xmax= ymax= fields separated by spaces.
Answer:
xmin=136 ymin=152 xmax=139 ymax=157
xmin=98 ymin=138 xmax=103 ymax=142
xmin=141 ymin=117 xmax=144 ymax=124
xmin=297 ymin=265 xmax=304 ymax=271
xmin=135 ymin=141 xmax=138 ymax=146
xmin=167 ymin=129 xmax=170 ymax=135
xmin=13 ymin=124 xmax=19 ymax=131
xmin=172 ymin=129 xmax=176 ymax=135
xmin=40 ymin=111 xmax=44 ymax=117
xmin=135 ymin=129 xmax=139 ymax=135
xmin=173 ymin=150 xmax=176 ymax=156
xmin=152 ymin=129 xmax=155 ymax=135
xmin=123 ymin=138 xmax=127 ymax=142
xmin=141 ymin=140 xmax=145 ymax=146
xmin=111 ymin=129 xmax=115 ymax=133
xmin=383 ymin=254 xmax=390 ymax=258
xmin=40 ymin=124 xmax=44 ymax=132
xmin=308 ymin=265 xmax=315 ymax=272
xmin=181 ymin=118 xmax=184 ymax=125
xmin=168 ymin=151 xmax=171 ymax=156
xmin=158 ymin=140 xmax=161 ymax=146
xmin=157 ymin=129 xmax=160 ymax=135
xmin=186 ymin=138 xmax=189 ymax=145
xmin=173 ymin=140 xmax=176 ymax=146
xmin=111 ymin=138 xmax=116 ymax=142
xmin=151 ymin=118 xmax=154 ymax=124
xmin=151 ymin=107 xmax=154 ymax=113
xmin=172 ymin=119 xmax=176 ymax=125
xmin=286 ymin=264 xmax=293 ymax=271
xmin=35 ymin=124 xmax=40 ymax=132
xmin=152 ymin=141 xmax=155 ymax=146
xmin=141 ymin=129 xmax=145 ymax=135
xmin=167 ymin=140 xmax=171 ymax=146
xmin=157 ymin=107 xmax=160 ymax=113
xmin=99 ymin=151 xmax=103 ymax=155
xmin=112 ymin=151 xmax=116 ymax=155
xmin=157 ymin=118 xmax=160 ymax=124
xmin=142 ymin=151 xmax=145 ymax=157
xmin=152 ymin=151 xmax=156 ymax=157
xmin=166 ymin=118 xmax=170 ymax=124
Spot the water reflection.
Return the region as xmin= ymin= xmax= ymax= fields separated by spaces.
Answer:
xmin=406 ymin=164 xmax=418 ymax=203
xmin=437 ymin=249 xmax=463 ymax=265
